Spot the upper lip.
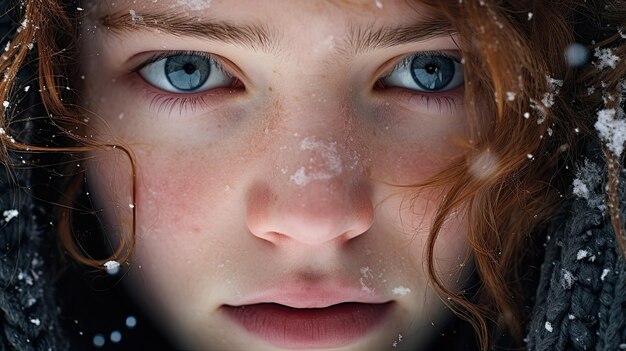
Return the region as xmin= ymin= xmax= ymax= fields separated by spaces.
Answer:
xmin=224 ymin=280 xmax=393 ymax=309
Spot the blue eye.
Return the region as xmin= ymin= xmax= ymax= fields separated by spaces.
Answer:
xmin=138 ymin=53 xmax=234 ymax=93
xmin=383 ymin=53 xmax=464 ymax=92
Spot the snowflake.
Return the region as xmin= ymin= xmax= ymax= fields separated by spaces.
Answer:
xmin=593 ymin=47 xmax=620 ymax=70
xmin=572 ymin=159 xmax=606 ymax=211
xmin=595 ymin=107 xmax=626 ymax=157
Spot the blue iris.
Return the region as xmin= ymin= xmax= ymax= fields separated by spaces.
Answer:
xmin=410 ymin=55 xmax=456 ymax=91
xmin=164 ymin=55 xmax=211 ymax=91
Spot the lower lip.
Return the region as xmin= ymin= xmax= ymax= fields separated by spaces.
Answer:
xmin=222 ymin=302 xmax=394 ymax=349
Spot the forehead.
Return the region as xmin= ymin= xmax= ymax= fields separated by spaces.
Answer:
xmin=87 ymin=0 xmax=424 ymax=14
xmin=85 ymin=0 xmax=452 ymax=60
xmin=86 ymin=0 xmax=437 ymax=30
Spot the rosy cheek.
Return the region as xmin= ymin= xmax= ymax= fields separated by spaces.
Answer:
xmin=133 ymin=149 xmax=239 ymax=235
xmin=136 ymin=159 xmax=200 ymax=226
xmin=370 ymin=142 xmax=462 ymax=185
xmin=86 ymin=144 xmax=237 ymax=246
xmin=365 ymin=102 xmax=468 ymax=185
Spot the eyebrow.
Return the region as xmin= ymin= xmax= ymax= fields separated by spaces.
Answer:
xmin=99 ymin=11 xmax=276 ymax=52
xmin=344 ymin=19 xmax=456 ymax=54
xmin=98 ymin=10 xmax=455 ymax=55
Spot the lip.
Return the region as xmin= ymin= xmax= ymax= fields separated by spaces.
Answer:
xmin=221 ymin=284 xmax=394 ymax=349
xmin=222 ymin=302 xmax=394 ymax=349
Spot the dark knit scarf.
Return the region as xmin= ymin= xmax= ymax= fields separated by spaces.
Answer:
xmin=0 ymin=88 xmax=68 ymax=346
xmin=0 ymin=160 xmax=68 ymax=351
xmin=526 ymin=146 xmax=626 ymax=350
xmin=0 ymin=2 xmax=68 ymax=349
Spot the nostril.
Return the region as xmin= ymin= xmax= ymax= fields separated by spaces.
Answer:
xmin=251 ymin=231 xmax=284 ymax=245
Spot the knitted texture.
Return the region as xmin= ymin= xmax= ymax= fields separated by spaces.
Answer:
xmin=0 ymin=2 xmax=67 ymax=349
xmin=526 ymin=157 xmax=626 ymax=351
xmin=0 ymin=76 xmax=69 ymax=349
xmin=0 ymin=168 xmax=68 ymax=351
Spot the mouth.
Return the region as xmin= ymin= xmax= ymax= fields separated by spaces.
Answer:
xmin=221 ymin=301 xmax=394 ymax=349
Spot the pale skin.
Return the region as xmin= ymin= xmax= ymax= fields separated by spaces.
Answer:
xmin=79 ymin=0 xmax=470 ymax=350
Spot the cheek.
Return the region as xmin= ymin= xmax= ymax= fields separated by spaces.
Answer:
xmin=134 ymin=147 xmax=244 ymax=236
xmin=370 ymin=138 xmax=464 ymax=187
xmin=135 ymin=153 xmax=210 ymax=231
xmin=432 ymin=213 xmax=469 ymax=276
xmin=372 ymin=167 xmax=468 ymax=281
xmin=374 ymin=145 xmax=451 ymax=184
xmin=86 ymin=145 xmax=246 ymax=304
xmin=397 ymin=199 xmax=469 ymax=286
xmin=379 ymin=185 xmax=467 ymax=250
xmin=87 ymin=144 xmax=244 ymax=242
xmin=367 ymin=105 xmax=468 ymax=185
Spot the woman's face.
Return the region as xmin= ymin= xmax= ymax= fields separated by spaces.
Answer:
xmin=80 ymin=0 xmax=469 ymax=350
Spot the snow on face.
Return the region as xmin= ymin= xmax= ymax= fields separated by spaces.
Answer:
xmin=289 ymin=137 xmax=343 ymax=187
xmin=359 ymin=266 xmax=374 ymax=293
xmin=176 ymin=0 xmax=212 ymax=10
xmin=128 ymin=9 xmax=143 ymax=23
xmin=392 ymin=286 xmax=411 ymax=296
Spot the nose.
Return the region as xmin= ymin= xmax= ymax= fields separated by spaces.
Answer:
xmin=246 ymin=137 xmax=374 ymax=246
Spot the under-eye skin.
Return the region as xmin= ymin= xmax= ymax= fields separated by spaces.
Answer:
xmin=137 ymin=51 xmax=238 ymax=94
xmin=381 ymin=52 xmax=464 ymax=93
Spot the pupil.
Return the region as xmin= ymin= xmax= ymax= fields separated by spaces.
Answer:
xmin=425 ymin=64 xmax=438 ymax=75
xmin=183 ymin=63 xmax=196 ymax=74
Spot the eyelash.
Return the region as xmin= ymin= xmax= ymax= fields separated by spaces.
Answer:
xmin=132 ymin=50 xmax=462 ymax=115
xmin=412 ymin=94 xmax=458 ymax=113
xmin=148 ymin=94 xmax=213 ymax=116
xmin=390 ymin=51 xmax=459 ymax=73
